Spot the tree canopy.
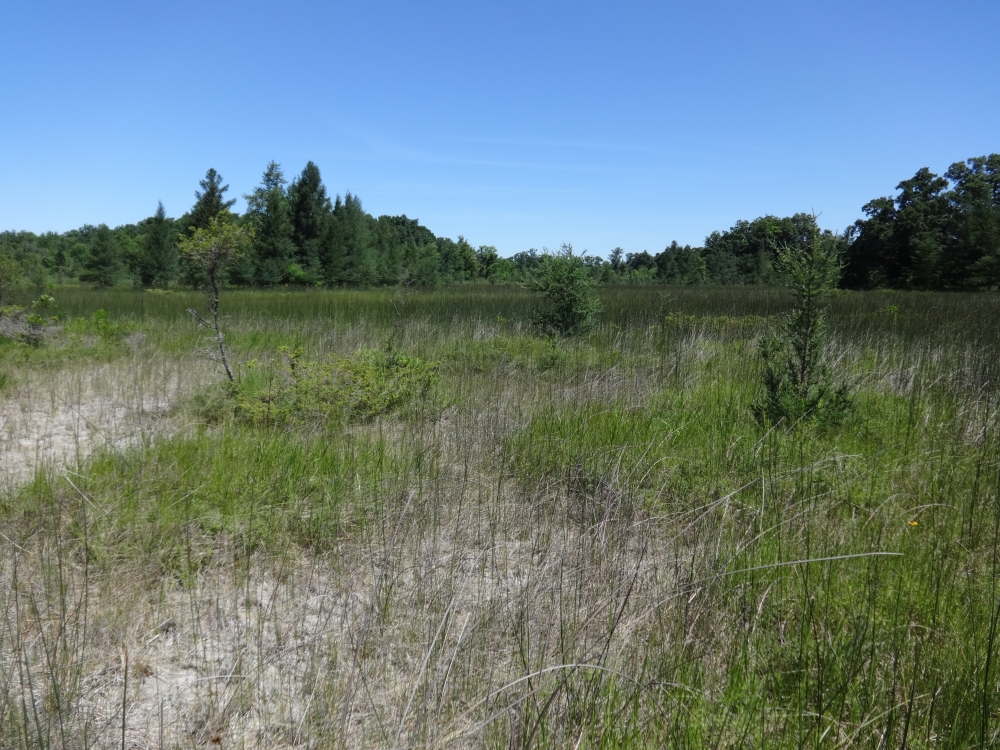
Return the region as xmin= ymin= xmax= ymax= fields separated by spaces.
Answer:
xmin=3 ymin=153 xmax=998 ymax=293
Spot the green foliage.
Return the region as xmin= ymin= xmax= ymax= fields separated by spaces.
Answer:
xmin=187 ymin=168 xmax=236 ymax=233
xmin=178 ymin=211 xmax=253 ymax=281
xmin=8 ymin=152 xmax=1000 ymax=297
xmin=233 ymin=348 xmax=439 ymax=425
xmin=756 ymin=234 xmax=851 ymax=424
xmin=57 ymin=307 xmax=135 ymax=345
xmin=244 ymin=162 xmax=296 ymax=285
xmin=79 ymin=224 xmax=121 ymax=287
xmin=289 ymin=161 xmax=331 ymax=281
xmin=90 ymin=308 xmax=119 ymax=340
xmin=528 ymin=244 xmax=602 ymax=336
xmin=846 ymin=154 xmax=1000 ymax=289
xmin=328 ymin=193 xmax=377 ymax=285
xmin=136 ymin=201 xmax=177 ymax=287
xmin=179 ymin=211 xmax=254 ymax=381
xmin=703 ymin=213 xmax=820 ymax=284
xmin=9 ymin=286 xmax=1000 ymax=746
xmin=655 ymin=241 xmax=706 ymax=284
xmin=0 ymin=250 xmax=17 ymax=306
xmin=510 ymin=401 xmax=678 ymax=489
xmin=31 ymin=294 xmax=55 ymax=313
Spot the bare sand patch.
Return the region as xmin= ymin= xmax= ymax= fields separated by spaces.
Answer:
xmin=0 ymin=353 xmax=196 ymax=489
xmin=0 ymin=475 xmax=684 ymax=749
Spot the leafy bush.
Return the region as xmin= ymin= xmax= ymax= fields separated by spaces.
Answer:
xmin=234 ymin=348 xmax=439 ymax=425
xmin=756 ymin=234 xmax=851 ymax=425
xmin=528 ymin=244 xmax=601 ymax=336
xmin=61 ymin=308 xmax=136 ymax=344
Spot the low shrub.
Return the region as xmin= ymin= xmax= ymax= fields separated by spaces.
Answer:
xmin=233 ymin=348 xmax=439 ymax=426
xmin=62 ymin=308 xmax=137 ymax=343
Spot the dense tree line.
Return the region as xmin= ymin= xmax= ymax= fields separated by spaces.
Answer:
xmin=0 ymin=162 xmax=488 ymax=293
xmin=843 ymin=155 xmax=1000 ymax=289
xmin=1 ymin=154 xmax=997 ymax=293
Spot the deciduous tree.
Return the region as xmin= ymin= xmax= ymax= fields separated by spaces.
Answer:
xmin=178 ymin=211 xmax=253 ymax=381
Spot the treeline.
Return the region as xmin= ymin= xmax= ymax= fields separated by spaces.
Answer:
xmin=1 ymin=154 xmax=997 ymax=294
xmin=0 ymin=162 xmax=490 ymax=295
xmin=844 ymin=155 xmax=1000 ymax=289
xmin=589 ymin=153 xmax=999 ymax=290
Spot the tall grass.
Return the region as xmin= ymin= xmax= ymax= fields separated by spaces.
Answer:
xmin=2 ymin=285 xmax=1000 ymax=747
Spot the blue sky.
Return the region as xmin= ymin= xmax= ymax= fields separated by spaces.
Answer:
xmin=1 ymin=0 xmax=997 ymax=256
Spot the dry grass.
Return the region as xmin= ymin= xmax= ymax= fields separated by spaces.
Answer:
xmin=4 ymin=286 xmax=1000 ymax=748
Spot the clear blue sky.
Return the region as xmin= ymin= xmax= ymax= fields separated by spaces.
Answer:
xmin=2 ymin=0 xmax=997 ymax=256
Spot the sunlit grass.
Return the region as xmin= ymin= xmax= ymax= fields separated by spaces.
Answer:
xmin=2 ymin=284 xmax=1000 ymax=747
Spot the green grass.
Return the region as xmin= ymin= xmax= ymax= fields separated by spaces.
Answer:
xmin=3 ymin=284 xmax=1000 ymax=748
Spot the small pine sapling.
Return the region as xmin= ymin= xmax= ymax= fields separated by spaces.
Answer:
xmin=756 ymin=233 xmax=851 ymax=425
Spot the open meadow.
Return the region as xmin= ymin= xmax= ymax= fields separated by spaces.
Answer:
xmin=3 ymin=284 xmax=1000 ymax=748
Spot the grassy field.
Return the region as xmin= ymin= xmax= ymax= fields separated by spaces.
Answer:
xmin=2 ymin=283 xmax=1000 ymax=748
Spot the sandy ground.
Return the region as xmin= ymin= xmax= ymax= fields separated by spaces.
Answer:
xmin=0 ymin=348 xmax=192 ymax=490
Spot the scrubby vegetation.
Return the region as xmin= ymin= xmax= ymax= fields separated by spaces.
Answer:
xmin=232 ymin=347 xmax=439 ymax=426
xmin=1 ymin=283 xmax=1000 ymax=747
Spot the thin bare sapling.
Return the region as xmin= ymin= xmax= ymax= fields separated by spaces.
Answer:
xmin=178 ymin=211 xmax=253 ymax=382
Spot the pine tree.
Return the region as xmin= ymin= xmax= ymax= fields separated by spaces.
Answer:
xmin=188 ymin=168 xmax=236 ymax=233
xmin=245 ymin=162 xmax=296 ymax=285
xmin=138 ymin=202 xmax=177 ymax=287
xmin=289 ymin=162 xmax=331 ymax=281
xmin=331 ymin=193 xmax=375 ymax=285
xmin=80 ymin=225 xmax=121 ymax=287
xmin=757 ymin=234 xmax=850 ymax=424
xmin=179 ymin=169 xmax=237 ymax=286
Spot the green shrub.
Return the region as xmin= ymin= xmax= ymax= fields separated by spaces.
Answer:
xmin=529 ymin=244 xmax=601 ymax=336
xmin=60 ymin=308 xmax=136 ymax=345
xmin=233 ymin=348 xmax=439 ymax=425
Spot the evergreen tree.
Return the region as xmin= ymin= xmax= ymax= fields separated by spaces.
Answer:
xmin=188 ymin=168 xmax=236 ymax=233
xmin=245 ymin=162 xmax=296 ymax=285
xmin=180 ymin=169 xmax=236 ymax=286
xmin=757 ymin=234 xmax=850 ymax=424
xmin=289 ymin=161 xmax=331 ymax=281
xmin=529 ymin=244 xmax=601 ymax=336
xmin=80 ymin=224 xmax=121 ymax=287
xmin=330 ymin=193 xmax=375 ymax=285
xmin=137 ymin=202 xmax=177 ymax=287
